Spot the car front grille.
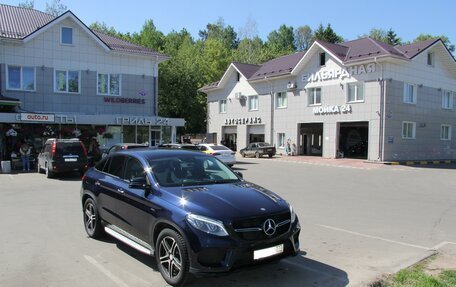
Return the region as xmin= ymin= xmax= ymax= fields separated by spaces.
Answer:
xmin=231 ymin=211 xmax=291 ymax=241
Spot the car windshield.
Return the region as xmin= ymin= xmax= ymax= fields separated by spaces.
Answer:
xmin=209 ymin=145 xmax=230 ymax=151
xmin=147 ymin=154 xmax=240 ymax=187
xmin=257 ymin=143 xmax=270 ymax=147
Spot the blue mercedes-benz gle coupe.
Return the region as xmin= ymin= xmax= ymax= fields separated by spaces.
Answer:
xmin=81 ymin=149 xmax=300 ymax=286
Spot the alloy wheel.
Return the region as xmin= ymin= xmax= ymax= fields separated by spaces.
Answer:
xmin=84 ymin=202 xmax=97 ymax=234
xmin=158 ymin=236 xmax=182 ymax=280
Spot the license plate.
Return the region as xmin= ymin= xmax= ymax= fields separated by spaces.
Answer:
xmin=253 ymin=244 xmax=283 ymax=260
xmin=64 ymin=158 xmax=77 ymax=162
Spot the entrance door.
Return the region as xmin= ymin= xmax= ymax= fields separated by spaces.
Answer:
xmin=338 ymin=122 xmax=369 ymax=159
xmin=150 ymin=130 xmax=160 ymax=147
xmin=223 ymin=133 xmax=237 ymax=151
xmin=299 ymin=123 xmax=323 ymax=156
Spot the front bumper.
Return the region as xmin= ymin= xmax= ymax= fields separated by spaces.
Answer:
xmin=186 ymin=218 xmax=301 ymax=274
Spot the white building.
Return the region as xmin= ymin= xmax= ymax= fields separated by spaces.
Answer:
xmin=200 ymin=37 xmax=456 ymax=161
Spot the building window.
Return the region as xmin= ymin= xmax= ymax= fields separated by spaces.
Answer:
xmin=98 ymin=73 xmax=121 ymax=96
xmin=442 ymin=90 xmax=454 ymax=110
xmin=441 ymin=125 xmax=452 ymax=140
xmin=7 ymin=65 xmax=35 ymax=91
xmin=319 ymin=53 xmax=326 ymax=66
xmin=427 ymin=52 xmax=434 ymax=66
xmin=61 ymin=27 xmax=73 ymax=45
xmin=275 ymin=92 xmax=287 ymax=108
xmin=248 ymin=95 xmax=259 ymax=111
xmin=219 ymin=100 xmax=227 ymax=113
xmin=403 ymin=83 xmax=417 ymax=104
xmin=277 ymin=133 xmax=285 ymax=148
xmin=347 ymin=82 xmax=364 ymax=103
xmin=55 ymin=70 xmax=80 ymax=93
xmin=236 ymin=72 xmax=240 ymax=82
xmin=402 ymin=121 xmax=416 ymax=139
xmin=308 ymin=87 xmax=322 ymax=105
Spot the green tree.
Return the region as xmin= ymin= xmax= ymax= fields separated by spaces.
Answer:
xmin=294 ymin=25 xmax=313 ymax=51
xmin=199 ymin=18 xmax=239 ymax=49
xmin=266 ymin=24 xmax=296 ymax=57
xmin=314 ymin=23 xmax=344 ymax=43
xmin=45 ymin=0 xmax=67 ymax=16
xmin=18 ymin=0 xmax=34 ymax=8
xmin=414 ymin=34 xmax=455 ymax=53
xmin=386 ymin=28 xmax=401 ymax=45
xmin=131 ymin=20 xmax=165 ymax=52
xmin=233 ymin=37 xmax=264 ymax=64
xmin=89 ymin=21 xmax=123 ymax=38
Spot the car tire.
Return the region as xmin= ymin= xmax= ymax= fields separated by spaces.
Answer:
xmin=255 ymin=152 xmax=260 ymax=158
xmin=268 ymin=154 xmax=273 ymax=158
xmin=45 ymin=165 xmax=53 ymax=178
xmin=241 ymin=151 xmax=246 ymax=158
xmin=83 ymin=198 xmax=103 ymax=239
xmin=156 ymin=228 xmax=189 ymax=287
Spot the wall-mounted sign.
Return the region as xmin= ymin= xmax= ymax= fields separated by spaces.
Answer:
xmin=104 ymin=97 xmax=146 ymax=104
xmin=302 ymin=63 xmax=376 ymax=83
xmin=115 ymin=117 xmax=170 ymax=126
xmin=313 ymin=105 xmax=352 ymax=115
xmin=20 ymin=113 xmax=55 ymax=122
xmin=225 ymin=117 xmax=262 ymax=126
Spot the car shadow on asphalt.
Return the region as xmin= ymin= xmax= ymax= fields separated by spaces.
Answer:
xmin=101 ymin=237 xmax=349 ymax=287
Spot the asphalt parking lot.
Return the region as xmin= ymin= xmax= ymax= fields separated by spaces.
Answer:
xmin=0 ymin=157 xmax=455 ymax=287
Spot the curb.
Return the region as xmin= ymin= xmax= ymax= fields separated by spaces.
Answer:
xmin=384 ymin=160 xmax=454 ymax=166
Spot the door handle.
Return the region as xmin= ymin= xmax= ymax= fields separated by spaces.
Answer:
xmin=95 ymin=181 xmax=101 ymax=186
xmin=117 ymin=188 xmax=124 ymax=194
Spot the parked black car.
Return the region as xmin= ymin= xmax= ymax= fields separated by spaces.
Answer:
xmin=240 ymin=142 xmax=276 ymax=158
xmin=37 ymin=138 xmax=88 ymax=178
xmin=81 ymin=149 xmax=300 ymax=286
xmin=101 ymin=143 xmax=149 ymax=158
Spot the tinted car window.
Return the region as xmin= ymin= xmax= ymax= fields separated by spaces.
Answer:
xmin=56 ymin=142 xmax=84 ymax=156
xmin=199 ymin=146 xmax=207 ymax=151
xmin=102 ymin=157 xmax=112 ymax=173
xmin=181 ymin=145 xmax=199 ymax=150
xmin=95 ymin=158 xmax=107 ymax=171
xmin=107 ymin=155 xmax=126 ymax=178
xmin=148 ymin=154 xmax=239 ymax=187
xmin=124 ymin=157 xmax=146 ymax=181
xmin=211 ymin=145 xmax=230 ymax=151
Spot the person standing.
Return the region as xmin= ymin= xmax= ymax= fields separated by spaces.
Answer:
xmin=20 ymin=142 xmax=31 ymax=171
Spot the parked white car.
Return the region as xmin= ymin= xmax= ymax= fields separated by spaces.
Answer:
xmin=198 ymin=144 xmax=236 ymax=167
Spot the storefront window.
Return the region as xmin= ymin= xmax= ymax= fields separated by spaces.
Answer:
xmin=275 ymin=92 xmax=287 ymax=108
xmin=55 ymin=70 xmax=79 ymax=93
xmin=248 ymin=95 xmax=259 ymax=111
xmin=123 ymin=126 xmax=135 ymax=143
xmin=136 ymin=126 xmax=149 ymax=144
xmin=162 ymin=126 xmax=171 ymax=144
xmin=98 ymin=73 xmax=121 ymax=96
xmin=7 ymin=66 xmax=35 ymax=91
xmin=308 ymin=88 xmax=321 ymax=106
xmin=347 ymin=83 xmax=364 ymax=103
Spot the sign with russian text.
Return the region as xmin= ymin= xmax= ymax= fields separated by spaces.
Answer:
xmin=225 ymin=117 xmax=262 ymax=125
xmin=313 ymin=105 xmax=352 ymax=115
xmin=20 ymin=113 xmax=55 ymax=122
xmin=115 ymin=117 xmax=170 ymax=126
xmin=302 ymin=63 xmax=376 ymax=83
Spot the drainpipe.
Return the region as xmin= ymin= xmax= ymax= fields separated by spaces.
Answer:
xmin=265 ymin=77 xmax=274 ymax=145
xmin=376 ymin=58 xmax=385 ymax=161
xmin=154 ymin=56 xmax=159 ymax=117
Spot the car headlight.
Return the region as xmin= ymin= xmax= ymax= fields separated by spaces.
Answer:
xmin=289 ymin=203 xmax=297 ymax=223
xmin=186 ymin=214 xmax=229 ymax=236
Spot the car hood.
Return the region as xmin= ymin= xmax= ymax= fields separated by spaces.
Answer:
xmin=160 ymin=181 xmax=288 ymax=220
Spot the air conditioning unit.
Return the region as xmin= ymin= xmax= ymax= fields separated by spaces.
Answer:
xmin=234 ymin=92 xmax=243 ymax=100
xmin=287 ymin=82 xmax=297 ymax=90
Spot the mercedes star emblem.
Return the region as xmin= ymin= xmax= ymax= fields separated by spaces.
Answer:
xmin=263 ymin=219 xmax=277 ymax=236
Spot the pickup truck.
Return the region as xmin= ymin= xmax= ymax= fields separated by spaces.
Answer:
xmin=240 ymin=142 xmax=276 ymax=158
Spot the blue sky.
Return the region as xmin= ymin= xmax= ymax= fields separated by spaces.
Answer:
xmin=4 ymin=0 xmax=455 ymax=44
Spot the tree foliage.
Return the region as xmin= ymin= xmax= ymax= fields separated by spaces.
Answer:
xmin=45 ymin=0 xmax=67 ymax=16
xmin=266 ymin=25 xmax=296 ymax=57
xmin=414 ymin=34 xmax=455 ymax=53
xmin=294 ymin=25 xmax=313 ymax=51
xmin=18 ymin=0 xmax=34 ymax=9
xmin=359 ymin=28 xmax=402 ymax=45
xmin=313 ymin=23 xmax=344 ymax=43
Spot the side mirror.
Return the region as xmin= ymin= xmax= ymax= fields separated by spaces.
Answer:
xmin=129 ymin=177 xmax=149 ymax=190
xmin=235 ymin=171 xmax=243 ymax=179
